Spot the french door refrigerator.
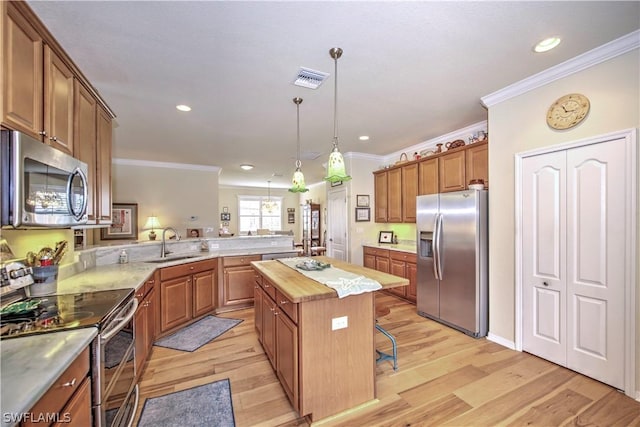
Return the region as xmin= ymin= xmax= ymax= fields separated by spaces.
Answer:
xmin=416 ymin=190 xmax=488 ymax=337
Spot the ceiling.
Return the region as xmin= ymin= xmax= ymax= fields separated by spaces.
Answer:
xmin=28 ymin=1 xmax=640 ymax=189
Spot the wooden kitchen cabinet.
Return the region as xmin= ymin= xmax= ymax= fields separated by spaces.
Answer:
xmin=402 ymin=163 xmax=418 ymax=222
xmin=465 ymin=141 xmax=489 ymax=188
xmin=389 ymin=258 xmax=408 ymax=298
xmin=23 ymin=348 xmax=91 ymax=427
xmin=365 ymin=247 xmax=417 ymax=304
xmin=219 ymin=255 xmax=262 ymax=311
xmin=439 ymin=150 xmax=466 ymax=193
xmin=374 ymin=171 xmax=388 ymax=222
xmin=419 ymin=157 xmax=438 ymax=195
xmin=387 ymin=167 xmax=403 ymax=222
xmin=363 ymin=246 xmax=390 ymax=273
xmin=253 ymin=273 xmax=263 ymax=337
xmin=374 ymin=163 xmax=417 ymax=223
xmin=96 ymin=106 xmax=113 ymax=223
xmin=44 ymin=45 xmax=74 ymax=154
xmin=158 ymin=259 xmax=217 ymax=335
xmin=74 ymin=81 xmax=97 ymax=221
xmin=135 ymin=273 xmax=157 ymax=379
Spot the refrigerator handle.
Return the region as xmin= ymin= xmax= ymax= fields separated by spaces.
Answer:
xmin=434 ymin=213 xmax=443 ymax=280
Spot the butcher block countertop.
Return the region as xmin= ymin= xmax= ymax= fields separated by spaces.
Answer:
xmin=251 ymin=256 xmax=408 ymax=303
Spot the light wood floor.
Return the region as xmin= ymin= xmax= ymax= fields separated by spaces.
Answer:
xmin=135 ymin=293 xmax=640 ymax=426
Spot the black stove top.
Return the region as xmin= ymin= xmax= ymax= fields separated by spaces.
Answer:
xmin=0 ymin=288 xmax=134 ymax=339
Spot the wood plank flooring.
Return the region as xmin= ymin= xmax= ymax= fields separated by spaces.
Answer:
xmin=135 ymin=293 xmax=640 ymax=426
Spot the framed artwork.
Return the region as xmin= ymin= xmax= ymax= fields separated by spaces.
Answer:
xmin=378 ymin=230 xmax=394 ymax=244
xmin=356 ymin=194 xmax=370 ymax=207
xmin=221 ymin=212 xmax=231 ymax=221
xmin=187 ymin=228 xmax=203 ymax=238
xmin=355 ymin=207 xmax=370 ymax=222
xmin=101 ymin=203 xmax=138 ymax=240
xmin=222 ymin=206 xmax=229 ymax=213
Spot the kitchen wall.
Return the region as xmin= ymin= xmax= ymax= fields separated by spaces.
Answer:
xmin=486 ymin=48 xmax=639 ymax=389
xmin=95 ymin=160 xmax=220 ymax=243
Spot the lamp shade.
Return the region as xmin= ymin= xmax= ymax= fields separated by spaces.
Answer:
xmin=143 ymin=216 xmax=162 ymax=230
xmin=289 ymin=167 xmax=308 ymax=193
xmin=325 ymin=147 xmax=352 ymax=183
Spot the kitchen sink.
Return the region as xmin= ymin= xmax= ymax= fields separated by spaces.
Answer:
xmin=143 ymin=255 xmax=201 ymax=264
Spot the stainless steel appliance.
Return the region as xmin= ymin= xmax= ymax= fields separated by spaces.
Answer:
xmin=1 ymin=129 xmax=88 ymax=228
xmin=416 ymin=190 xmax=488 ymax=337
xmin=0 ymin=288 xmax=139 ymax=427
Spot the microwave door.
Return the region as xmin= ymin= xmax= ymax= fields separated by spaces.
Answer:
xmin=67 ymin=167 xmax=88 ymax=220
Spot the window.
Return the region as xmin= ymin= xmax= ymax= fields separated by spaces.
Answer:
xmin=238 ymin=195 xmax=282 ymax=234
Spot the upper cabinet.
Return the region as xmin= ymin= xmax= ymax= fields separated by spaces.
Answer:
xmin=374 ymin=141 xmax=488 ymax=223
xmin=2 ymin=1 xmax=115 ymax=223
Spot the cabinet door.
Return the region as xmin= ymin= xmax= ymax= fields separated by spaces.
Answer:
xmin=134 ymin=298 xmax=147 ymax=378
xmin=2 ymin=3 xmax=43 ymax=138
xmin=276 ymin=311 xmax=299 ymax=410
xmin=222 ymin=266 xmax=255 ymax=308
xmin=374 ymin=172 xmax=388 ymax=222
xmin=363 ymin=254 xmax=376 ymax=270
xmin=439 ymin=150 xmax=466 ymax=193
xmin=262 ymin=295 xmax=277 ymax=368
xmin=73 ymin=81 xmax=97 ymax=222
xmin=465 ymin=142 xmax=488 ymax=188
xmin=388 ymin=259 xmax=407 ymax=297
xmin=96 ymin=107 xmax=112 ymax=223
xmin=419 ymin=158 xmax=438 ymax=195
xmin=53 ymin=377 xmax=92 ymax=427
xmin=402 ymin=163 xmax=418 ymax=223
xmin=375 ymin=256 xmax=390 ymax=273
xmin=193 ymin=269 xmax=216 ymax=317
xmin=160 ymin=276 xmax=192 ymax=332
xmin=44 ymin=45 xmax=74 ymax=154
xmin=387 ymin=167 xmax=403 ymax=223
xmin=406 ymin=261 xmax=417 ymax=303
xmin=254 ymin=282 xmax=264 ymax=338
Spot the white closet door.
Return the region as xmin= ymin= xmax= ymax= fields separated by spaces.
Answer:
xmin=522 ymin=150 xmax=567 ymax=366
xmin=566 ymin=138 xmax=626 ymax=389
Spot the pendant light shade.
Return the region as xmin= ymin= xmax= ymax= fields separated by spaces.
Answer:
xmin=324 ymin=47 xmax=351 ymax=183
xmin=289 ymin=97 xmax=309 ymax=193
xmin=263 ymin=180 xmax=277 ymax=214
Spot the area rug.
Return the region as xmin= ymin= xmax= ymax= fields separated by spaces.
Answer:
xmin=137 ymin=379 xmax=235 ymax=427
xmin=154 ymin=315 xmax=242 ymax=352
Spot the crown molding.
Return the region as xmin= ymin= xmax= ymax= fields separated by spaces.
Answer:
xmin=113 ymin=158 xmax=221 ymax=173
xmin=481 ymin=30 xmax=640 ymax=108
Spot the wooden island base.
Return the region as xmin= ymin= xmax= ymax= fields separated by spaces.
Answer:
xmin=252 ymin=257 xmax=408 ymax=421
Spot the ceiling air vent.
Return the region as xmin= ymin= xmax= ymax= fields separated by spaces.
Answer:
xmin=293 ymin=67 xmax=330 ymax=89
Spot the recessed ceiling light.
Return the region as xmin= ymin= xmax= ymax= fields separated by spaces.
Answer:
xmin=240 ymin=164 xmax=254 ymax=170
xmin=533 ymin=36 xmax=561 ymax=53
xmin=176 ymin=104 xmax=192 ymax=112
xmin=359 ymin=135 xmax=370 ymax=141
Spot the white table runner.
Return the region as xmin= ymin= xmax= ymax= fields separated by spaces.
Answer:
xmin=277 ymin=257 xmax=382 ymax=298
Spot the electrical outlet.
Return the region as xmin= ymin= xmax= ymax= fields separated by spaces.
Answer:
xmin=331 ymin=316 xmax=348 ymax=330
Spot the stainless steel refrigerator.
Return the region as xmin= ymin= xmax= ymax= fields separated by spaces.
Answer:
xmin=416 ymin=190 xmax=488 ymax=337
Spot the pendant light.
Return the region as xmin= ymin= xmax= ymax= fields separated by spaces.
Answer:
xmin=289 ymin=97 xmax=308 ymax=193
xmin=263 ymin=180 xmax=277 ymax=214
xmin=324 ymin=47 xmax=351 ymax=183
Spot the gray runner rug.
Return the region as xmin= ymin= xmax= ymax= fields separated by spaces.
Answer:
xmin=137 ymin=379 xmax=235 ymax=427
xmin=154 ymin=315 xmax=242 ymax=352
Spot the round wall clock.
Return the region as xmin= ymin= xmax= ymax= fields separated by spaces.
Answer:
xmin=546 ymin=93 xmax=590 ymax=130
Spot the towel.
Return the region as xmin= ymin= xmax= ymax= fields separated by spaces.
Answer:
xmin=277 ymin=257 xmax=382 ymax=298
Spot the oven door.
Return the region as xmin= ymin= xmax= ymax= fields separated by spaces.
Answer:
xmin=94 ymin=297 xmax=138 ymax=427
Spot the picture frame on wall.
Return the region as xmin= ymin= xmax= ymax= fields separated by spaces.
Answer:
xmin=355 ymin=207 xmax=370 ymax=222
xmin=187 ymin=228 xmax=203 ymax=238
xmin=221 ymin=212 xmax=231 ymax=221
xmin=101 ymin=203 xmax=138 ymax=240
xmin=378 ymin=230 xmax=394 ymax=244
xmin=356 ymin=194 xmax=370 ymax=207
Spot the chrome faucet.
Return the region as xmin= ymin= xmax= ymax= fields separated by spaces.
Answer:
xmin=161 ymin=227 xmax=181 ymax=258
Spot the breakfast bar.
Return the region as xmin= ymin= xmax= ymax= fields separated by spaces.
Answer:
xmin=251 ymin=256 xmax=408 ymax=422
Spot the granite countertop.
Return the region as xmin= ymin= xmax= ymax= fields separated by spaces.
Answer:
xmin=362 ymin=243 xmax=417 ymax=254
xmin=0 ymin=328 xmax=98 ymax=427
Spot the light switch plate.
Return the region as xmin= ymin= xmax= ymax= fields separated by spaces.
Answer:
xmin=332 ymin=316 xmax=348 ymax=330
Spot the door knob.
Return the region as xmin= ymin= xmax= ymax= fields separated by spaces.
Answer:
xmin=543 ymin=281 xmax=549 ymax=287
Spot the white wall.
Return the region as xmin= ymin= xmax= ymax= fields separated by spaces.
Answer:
xmin=486 ymin=49 xmax=639 ymax=386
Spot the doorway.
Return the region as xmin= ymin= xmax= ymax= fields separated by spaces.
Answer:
xmin=327 ymin=187 xmax=347 ymax=261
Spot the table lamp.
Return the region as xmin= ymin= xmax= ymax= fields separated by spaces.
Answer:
xmin=144 ymin=216 xmax=162 ymax=240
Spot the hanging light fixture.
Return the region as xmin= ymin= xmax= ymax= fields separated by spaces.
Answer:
xmin=289 ymin=97 xmax=309 ymax=193
xmin=262 ymin=180 xmax=277 ymax=214
xmin=324 ymin=47 xmax=352 ymax=183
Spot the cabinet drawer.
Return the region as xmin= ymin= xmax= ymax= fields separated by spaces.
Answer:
xmin=363 ymin=247 xmax=389 ymax=257
xmin=262 ymin=277 xmax=277 ymax=300
xmin=276 ymin=289 xmax=298 ymax=324
xmin=223 ymin=254 xmax=262 ymax=267
xmin=24 ymin=348 xmax=89 ymax=427
xmin=254 ymin=272 xmax=263 ymax=288
xmin=160 ymin=259 xmax=217 ymax=281
xmin=389 ymin=251 xmax=417 ymax=263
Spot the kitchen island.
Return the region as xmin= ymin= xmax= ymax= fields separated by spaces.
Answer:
xmin=251 ymin=256 xmax=408 ymax=422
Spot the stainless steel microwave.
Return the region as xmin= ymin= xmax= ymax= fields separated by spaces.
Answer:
xmin=1 ymin=129 xmax=88 ymax=228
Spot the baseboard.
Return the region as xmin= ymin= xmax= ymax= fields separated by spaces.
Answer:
xmin=636 ymin=390 xmax=640 ymax=402
xmin=487 ymin=332 xmax=516 ymax=350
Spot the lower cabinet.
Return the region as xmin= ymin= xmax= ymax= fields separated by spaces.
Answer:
xmin=135 ymin=272 xmax=158 ymax=379
xmin=219 ymin=255 xmax=262 ymax=311
xmin=364 ymin=246 xmax=416 ymax=303
xmin=23 ymin=348 xmax=91 ymax=427
xmin=159 ymin=259 xmax=217 ymax=335
xmin=363 ymin=246 xmax=389 ymax=273
xmin=255 ymin=276 xmax=299 ymax=411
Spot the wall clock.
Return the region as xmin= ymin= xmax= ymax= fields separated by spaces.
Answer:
xmin=546 ymin=93 xmax=590 ymax=130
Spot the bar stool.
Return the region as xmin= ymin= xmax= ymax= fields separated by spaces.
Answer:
xmin=375 ymin=306 xmax=398 ymax=371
